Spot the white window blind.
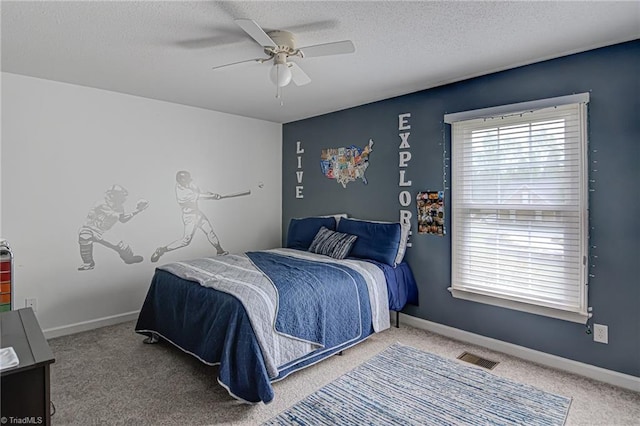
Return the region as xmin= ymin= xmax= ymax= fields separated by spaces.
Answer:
xmin=448 ymin=98 xmax=589 ymax=323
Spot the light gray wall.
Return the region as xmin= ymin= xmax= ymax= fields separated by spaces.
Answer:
xmin=282 ymin=40 xmax=640 ymax=377
xmin=1 ymin=73 xmax=282 ymax=332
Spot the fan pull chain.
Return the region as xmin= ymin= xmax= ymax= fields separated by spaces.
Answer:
xmin=276 ymin=85 xmax=284 ymax=106
xmin=274 ymin=66 xmax=285 ymax=106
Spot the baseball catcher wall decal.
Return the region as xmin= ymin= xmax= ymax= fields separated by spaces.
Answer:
xmin=77 ymin=184 xmax=149 ymax=271
xmin=150 ymin=170 xmax=251 ymax=263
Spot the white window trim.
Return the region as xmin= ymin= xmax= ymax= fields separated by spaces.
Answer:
xmin=447 ymin=93 xmax=591 ymax=324
xmin=448 ymin=288 xmax=590 ymax=323
xmin=444 ymin=93 xmax=590 ymax=123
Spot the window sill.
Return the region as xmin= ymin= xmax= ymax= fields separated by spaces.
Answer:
xmin=448 ymin=287 xmax=591 ymax=324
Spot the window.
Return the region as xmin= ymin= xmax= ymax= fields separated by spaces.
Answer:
xmin=445 ymin=94 xmax=590 ymax=323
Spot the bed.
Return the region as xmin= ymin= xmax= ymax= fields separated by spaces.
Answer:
xmin=135 ymin=216 xmax=418 ymax=404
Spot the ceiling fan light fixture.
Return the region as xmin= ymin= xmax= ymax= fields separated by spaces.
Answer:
xmin=214 ymin=19 xmax=356 ymax=93
xmin=270 ymin=63 xmax=292 ymax=87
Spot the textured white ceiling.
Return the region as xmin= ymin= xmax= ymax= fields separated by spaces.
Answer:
xmin=2 ymin=1 xmax=639 ymax=123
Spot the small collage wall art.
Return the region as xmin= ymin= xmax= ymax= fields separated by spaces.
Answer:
xmin=417 ymin=191 xmax=445 ymax=236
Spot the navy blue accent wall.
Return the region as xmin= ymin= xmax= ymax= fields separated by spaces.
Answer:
xmin=282 ymin=40 xmax=639 ymax=377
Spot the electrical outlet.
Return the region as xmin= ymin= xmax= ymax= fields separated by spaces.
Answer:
xmin=25 ymin=298 xmax=37 ymax=312
xmin=593 ymin=324 xmax=608 ymax=344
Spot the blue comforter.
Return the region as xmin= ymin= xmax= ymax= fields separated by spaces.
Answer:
xmin=135 ymin=249 xmax=417 ymax=404
xmin=247 ymin=251 xmax=365 ymax=346
xmin=135 ymin=269 xmax=275 ymax=402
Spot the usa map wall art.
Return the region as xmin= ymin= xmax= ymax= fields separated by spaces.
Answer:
xmin=320 ymin=139 xmax=374 ymax=188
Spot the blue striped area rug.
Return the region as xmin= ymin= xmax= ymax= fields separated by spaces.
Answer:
xmin=263 ymin=343 xmax=571 ymax=425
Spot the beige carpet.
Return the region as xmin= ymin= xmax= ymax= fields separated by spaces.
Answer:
xmin=48 ymin=320 xmax=639 ymax=425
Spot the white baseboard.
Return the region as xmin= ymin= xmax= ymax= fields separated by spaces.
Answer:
xmin=399 ymin=313 xmax=640 ymax=393
xmin=41 ymin=310 xmax=639 ymax=392
xmin=43 ymin=310 xmax=140 ymax=339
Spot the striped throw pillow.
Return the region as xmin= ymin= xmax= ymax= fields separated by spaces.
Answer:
xmin=308 ymin=226 xmax=358 ymax=259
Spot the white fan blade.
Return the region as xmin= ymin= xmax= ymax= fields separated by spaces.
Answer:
xmin=212 ymin=58 xmax=264 ymax=71
xmin=299 ymin=40 xmax=355 ymax=58
xmin=235 ymin=19 xmax=276 ymax=48
xmin=289 ymin=62 xmax=311 ymax=86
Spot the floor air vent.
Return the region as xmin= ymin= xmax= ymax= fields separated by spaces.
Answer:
xmin=457 ymin=352 xmax=499 ymax=370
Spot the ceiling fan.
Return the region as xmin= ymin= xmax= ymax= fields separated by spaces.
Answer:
xmin=212 ymin=19 xmax=355 ymax=89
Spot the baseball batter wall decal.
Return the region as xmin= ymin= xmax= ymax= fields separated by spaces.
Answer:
xmin=77 ymin=184 xmax=149 ymax=271
xmin=150 ymin=170 xmax=251 ymax=263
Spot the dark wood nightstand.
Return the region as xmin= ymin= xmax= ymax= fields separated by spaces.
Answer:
xmin=1 ymin=307 xmax=55 ymax=425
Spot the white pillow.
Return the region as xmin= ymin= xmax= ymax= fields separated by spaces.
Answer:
xmin=395 ymin=221 xmax=410 ymax=265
